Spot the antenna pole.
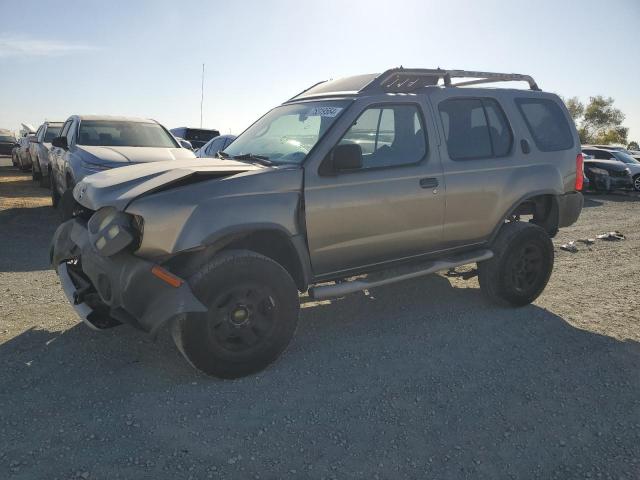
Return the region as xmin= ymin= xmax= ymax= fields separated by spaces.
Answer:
xmin=200 ymin=63 xmax=205 ymax=128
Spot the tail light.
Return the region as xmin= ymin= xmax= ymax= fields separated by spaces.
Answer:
xmin=575 ymin=153 xmax=584 ymax=191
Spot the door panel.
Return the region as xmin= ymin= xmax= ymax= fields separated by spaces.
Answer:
xmin=430 ymin=92 xmax=521 ymax=248
xmin=304 ymin=101 xmax=445 ymax=277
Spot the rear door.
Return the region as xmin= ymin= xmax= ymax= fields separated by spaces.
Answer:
xmin=429 ymin=90 xmax=576 ymax=249
xmin=429 ymin=92 xmax=517 ymax=248
xmin=304 ymin=98 xmax=445 ymax=277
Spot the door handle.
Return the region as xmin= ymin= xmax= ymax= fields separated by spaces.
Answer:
xmin=419 ymin=177 xmax=439 ymax=189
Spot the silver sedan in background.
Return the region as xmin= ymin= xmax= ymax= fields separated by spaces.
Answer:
xmin=195 ymin=134 xmax=236 ymax=158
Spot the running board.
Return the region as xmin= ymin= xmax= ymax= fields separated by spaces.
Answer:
xmin=308 ymin=249 xmax=493 ymax=300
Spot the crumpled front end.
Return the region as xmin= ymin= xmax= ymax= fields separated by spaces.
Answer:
xmin=51 ymin=218 xmax=206 ymax=335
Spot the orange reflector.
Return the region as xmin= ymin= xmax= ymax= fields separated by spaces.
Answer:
xmin=151 ymin=266 xmax=183 ymax=288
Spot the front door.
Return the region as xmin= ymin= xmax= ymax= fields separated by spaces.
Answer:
xmin=304 ymin=100 xmax=445 ymax=277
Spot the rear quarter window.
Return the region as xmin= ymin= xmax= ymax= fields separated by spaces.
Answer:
xmin=515 ymin=98 xmax=574 ymax=152
xmin=438 ymin=97 xmax=512 ymax=160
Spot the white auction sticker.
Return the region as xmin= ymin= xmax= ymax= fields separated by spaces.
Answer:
xmin=307 ymin=106 xmax=343 ymax=117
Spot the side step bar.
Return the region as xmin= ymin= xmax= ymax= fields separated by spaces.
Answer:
xmin=308 ymin=249 xmax=493 ymax=300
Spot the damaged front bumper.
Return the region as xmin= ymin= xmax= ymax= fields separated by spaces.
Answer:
xmin=51 ymin=218 xmax=206 ymax=335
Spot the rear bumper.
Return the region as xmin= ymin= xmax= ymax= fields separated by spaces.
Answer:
xmin=51 ymin=218 xmax=206 ymax=335
xmin=557 ymin=191 xmax=583 ymax=228
xmin=609 ymin=176 xmax=634 ymax=189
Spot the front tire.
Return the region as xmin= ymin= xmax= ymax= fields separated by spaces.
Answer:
xmin=478 ymin=222 xmax=554 ymax=306
xmin=172 ymin=250 xmax=300 ymax=379
xmin=633 ymin=174 xmax=640 ymax=192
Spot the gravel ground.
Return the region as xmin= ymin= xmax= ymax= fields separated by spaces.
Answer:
xmin=1 ymin=156 xmax=639 ymax=480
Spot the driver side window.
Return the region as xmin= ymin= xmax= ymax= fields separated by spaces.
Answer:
xmin=338 ymin=104 xmax=427 ymax=169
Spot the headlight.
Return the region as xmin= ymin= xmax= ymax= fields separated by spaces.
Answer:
xmin=87 ymin=207 xmax=143 ymax=256
xmin=589 ymin=167 xmax=608 ymax=175
xmin=81 ymin=160 xmax=113 ymax=172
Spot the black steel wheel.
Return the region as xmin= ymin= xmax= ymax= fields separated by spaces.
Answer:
xmin=205 ymin=285 xmax=278 ymax=354
xmin=505 ymin=243 xmax=544 ymax=295
xmin=172 ymin=250 xmax=299 ymax=379
xmin=478 ymin=222 xmax=554 ymax=306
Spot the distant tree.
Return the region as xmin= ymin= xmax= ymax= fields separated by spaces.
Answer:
xmin=564 ymin=97 xmax=584 ymax=122
xmin=564 ymin=95 xmax=628 ymax=145
xmin=581 ymin=96 xmax=628 ymax=145
xmin=628 ymin=141 xmax=639 ymax=150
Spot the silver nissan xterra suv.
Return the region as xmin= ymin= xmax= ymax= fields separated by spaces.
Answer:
xmin=51 ymin=68 xmax=584 ymax=378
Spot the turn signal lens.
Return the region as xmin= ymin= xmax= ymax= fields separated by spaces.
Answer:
xmin=151 ymin=266 xmax=183 ymax=288
xmin=575 ymin=153 xmax=584 ymax=191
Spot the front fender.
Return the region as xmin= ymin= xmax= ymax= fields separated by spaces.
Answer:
xmin=127 ymin=167 xmax=304 ymax=257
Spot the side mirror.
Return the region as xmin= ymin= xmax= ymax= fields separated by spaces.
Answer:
xmin=52 ymin=136 xmax=68 ymax=149
xmin=178 ymin=139 xmax=193 ymax=150
xmin=28 ymin=136 xmax=39 ymax=143
xmin=320 ymin=143 xmax=363 ymax=175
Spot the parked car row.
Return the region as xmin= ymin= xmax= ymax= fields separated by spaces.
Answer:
xmin=7 ymin=116 xmax=232 ymax=217
xmin=582 ymin=145 xmax=640 ymax=192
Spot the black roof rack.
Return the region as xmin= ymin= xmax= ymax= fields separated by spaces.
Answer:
xmin=363 ymin=67 xmax=540 ymax=92
xmin=286 ymin=67 xmax=540 ymax=103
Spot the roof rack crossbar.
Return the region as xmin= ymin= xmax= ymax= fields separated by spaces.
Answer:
xmin=365 ymin=68 xmax=539 ymax=92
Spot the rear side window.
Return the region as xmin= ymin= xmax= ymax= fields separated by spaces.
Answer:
xmin=515 ymin=98 xmax=573 ymax=151
xmin=438 ymin=98 xmax=512 ymax=160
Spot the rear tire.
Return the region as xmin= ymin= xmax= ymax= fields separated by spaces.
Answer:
xmin=39 ymin=170 xmax=50 ymax=188
xmin=19 ymin=156 xmax=30 ymax=172
xmin=50 ymin=172 xmax=61 ymax=208
xmin=31 ymin=163 xmax=41 ymax=181
xmin=60 ymin=188 xmax=76 ymax=221
xmin=172 ymin=250 xmax=300 ymax=379
xmin=478 ymin=222 xmax=554 ymax=307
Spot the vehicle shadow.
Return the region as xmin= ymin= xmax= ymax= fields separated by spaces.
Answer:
xmin=582 ymin=190 xmax=640 ymax=208
xmin=1 ymin=274 xmax=638 ymax=478
xmin=0 ymin=205 xmax=58 ymax=272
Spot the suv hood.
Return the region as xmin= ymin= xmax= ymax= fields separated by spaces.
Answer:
xmin=73 ymin=157 xmax=265 ymax=211
xmin=78 ymin=145 xmax=195 ymax=164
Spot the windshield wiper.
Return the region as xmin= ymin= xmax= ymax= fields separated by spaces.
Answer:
xmin=230 ymin=153 xmax=274 ymax=166
xmin=216 ymin=151 xmax=231 ymax=159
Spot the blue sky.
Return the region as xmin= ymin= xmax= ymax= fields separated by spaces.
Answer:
xmin=1 ymin=0 xmax=639 ymax=142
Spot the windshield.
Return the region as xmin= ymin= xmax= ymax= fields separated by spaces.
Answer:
xmin=611 ymin=150 xmax=640 ymax=164
xmin=224 ymin=100 xmax=351 ymax=164
xmin=44 ymin=125 xmax=62 ymax=142
xmin=77 ymin=120 xmax=178 ymax=148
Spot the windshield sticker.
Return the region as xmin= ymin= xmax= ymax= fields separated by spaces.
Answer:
xmin=308 ymin=106 xmax=343 ymax=117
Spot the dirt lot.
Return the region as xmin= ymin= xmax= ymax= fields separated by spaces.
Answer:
xmin=1 ymin=156 xmax=639 ymax=480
